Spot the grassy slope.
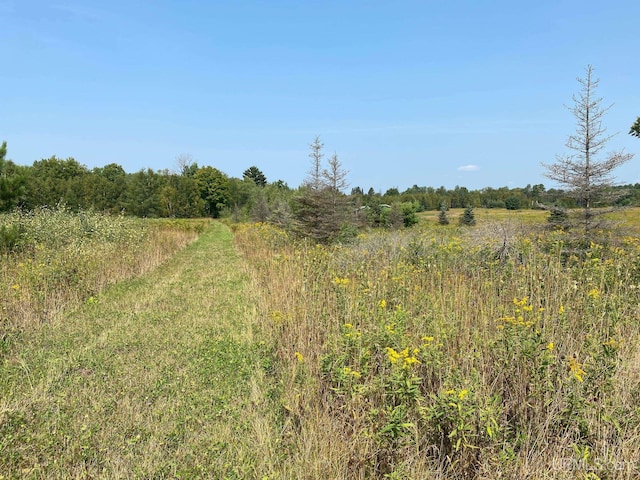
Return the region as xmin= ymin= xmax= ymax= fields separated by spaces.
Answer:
xmin=0 ymin=222 xmax=279 ymax=479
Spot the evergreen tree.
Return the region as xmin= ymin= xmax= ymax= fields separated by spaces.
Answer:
xmin=547 ymin=204 xmax=570 ymax=230
xmin=293 ymin=137 xmax=352 ymax=242
xmin=243 ymin=166 xmax=267 ymax=187
xmin=437 ymin=204 xmax=450 ymax=225
xmin=504 ymin=196 xmax=521 ymax=210
xmin=630 ymin=117 xmax=640 ymax=138
xmin=542 ymin=66 xmax=633 ymax=239
xmin=0 ymin=141 xmax=26 ymax=212
xmin=459 ymin=205 xmax=476 ymax=226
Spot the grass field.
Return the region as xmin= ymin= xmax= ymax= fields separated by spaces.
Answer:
xmin=3 ymin=208 xmax=640 ymax=478
xmin=1 ymin=214 xmax=279 ymax=478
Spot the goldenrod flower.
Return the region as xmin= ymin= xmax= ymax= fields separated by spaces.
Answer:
xmin=385 ymin=347 xmax=400 ymax=364
xmin=386 ymin=346 xmax=420 ymax=369
xmin=568 ymin=357 xmax=585 ymax=382
xmin=602 ymin=338 xmax=620 ymax=350
xmin=403 ymin=356 xmax=420 ymax=369
xmin=342 ymin=367 xmax=361 ymax=378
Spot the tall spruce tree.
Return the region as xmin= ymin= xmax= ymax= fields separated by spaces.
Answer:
xmin=243 ymin=166 xmax=267 ymax=187
xmin=437 ymin=204 xmax=450 ymax=225
xmin=294 ymin=137 xmax=351 ymax=242
xmin=541 ymin=66 xmax=633 ymax=240
xmin=459 ymin=205 xmax=476 ymax=226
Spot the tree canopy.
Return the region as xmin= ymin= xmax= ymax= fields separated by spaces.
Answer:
xmin=243 ymin=166 xmax=267 ymax=187
xmin=0 ymin=142 xmax=26 ymax=212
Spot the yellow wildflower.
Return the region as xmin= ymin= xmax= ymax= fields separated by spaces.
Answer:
xmin=568 ymin=357 xmax=585 ymax=382
xmin=295 ymin=352 xmax=304 ymax=363
xmin=547 ymin=342 xmax=554 ymax=351
xmin=513 ymin=296 xmax=528 ymax=307
xmin=342 ymin=367 xmax=361 ymax=378
xmin=588 ymin=288 xmax=600 ymax=299
xmin=379 ymin=299 xmax=387 ymax=309
xmin=403 ymin=355 xmax=421 ymax=369
xmin=458 ymin=389 xmax=469 ymax=400
xmin=602 ymin=338 xmax=620 ymax=350
xmin=386 ymin=346 xmax=420 ymax=369
xmin=559 ymin=305 xmax=565 ymax=315
xmin=385 ymin=347 xmax=400 ymax=364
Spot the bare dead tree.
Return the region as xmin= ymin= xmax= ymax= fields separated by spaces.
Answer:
xmin=176 ymin=153 xmax=197 ymax=177
xmin=306 ymin=136 xmax=324 ymax=190
xmin=541 ymin=65 xmax=633 ymax=241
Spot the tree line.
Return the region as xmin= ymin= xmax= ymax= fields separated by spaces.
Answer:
xmin=1 ymin=65 xmax=637 ymax=245
xmin=1 ymin=141 xmax=639 ymax=221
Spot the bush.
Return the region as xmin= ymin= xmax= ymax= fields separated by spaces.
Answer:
xmin=0 ymin=223 xmax=23 ymax=254
xmin=504 ymin=196 xmax=521 ymax=210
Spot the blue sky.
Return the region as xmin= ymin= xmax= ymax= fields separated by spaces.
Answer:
xmin=1 ymin=1 xmax=638 ymax=192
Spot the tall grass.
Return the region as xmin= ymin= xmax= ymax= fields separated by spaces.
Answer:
xmin=234 ymin=221 xmax=640 ymax=479
xmin=0 ymin=207 xmax=205 ymax=334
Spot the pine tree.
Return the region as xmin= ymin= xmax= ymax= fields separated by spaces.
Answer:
xmin=0 ymin=141 xmax=26 ymax=212
xmin=437 ymin=204 xmax=450 ymax=225
xmin=294 ymin=138 xmax=352 ymax=242
xmin=243 ymin=166 xmax=267 ymax=187
xmin=547 ymin=204 xmax=570 ymax=230
xmin=459 ymin=205 xmax=476 ymax=226
xmin=542 ymin=66 xmax=633 ymax=240
xmin=630 ymin=117 xmax=640 ymax=138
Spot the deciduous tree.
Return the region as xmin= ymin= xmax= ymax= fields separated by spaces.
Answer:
xmin=194 ymin=166 xmax=231 ymax=218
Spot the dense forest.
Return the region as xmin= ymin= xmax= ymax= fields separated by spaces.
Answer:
xmin=2 ymin=140 xmax=640 ymax=225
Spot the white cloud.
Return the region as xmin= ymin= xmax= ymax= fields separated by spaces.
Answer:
xmin=457 ymin=165 xmax=479 ymax=172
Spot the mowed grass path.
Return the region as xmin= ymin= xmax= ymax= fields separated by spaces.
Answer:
xmin=1 ymin=222 xmax=279 ymax=479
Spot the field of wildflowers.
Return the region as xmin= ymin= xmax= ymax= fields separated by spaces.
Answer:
xmin=234 ymin=218 xmax=640 ymax=479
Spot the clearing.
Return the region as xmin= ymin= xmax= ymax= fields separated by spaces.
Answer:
xmin=1 ymin=222 xmax=279 ymax=479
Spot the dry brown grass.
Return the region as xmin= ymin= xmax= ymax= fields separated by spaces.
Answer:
xmin=234 ymin=219 xmax=640 ymax=479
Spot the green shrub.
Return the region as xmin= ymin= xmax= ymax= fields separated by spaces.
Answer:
xmin=0 ymin=223 xmax=23 ymax=253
